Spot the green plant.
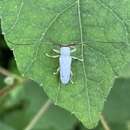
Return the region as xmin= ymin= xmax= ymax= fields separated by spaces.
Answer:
xmin=0 ymin=0 xmax=130 ymax=129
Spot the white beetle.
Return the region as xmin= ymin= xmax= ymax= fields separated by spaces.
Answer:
xmin=60 ymin=47 xmax=72 ymax=84
xmin=46 ymin=44 xmax=83 ymax=85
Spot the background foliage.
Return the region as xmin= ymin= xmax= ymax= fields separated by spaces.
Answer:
xmin=0 ymin=0 xmax=130 ymax=129
xmin=0 ymin=30 xmax=130 ymax=130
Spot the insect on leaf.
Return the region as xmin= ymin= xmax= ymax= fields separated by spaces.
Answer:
xmin=0 ymin=0 xmax=130 ymax=128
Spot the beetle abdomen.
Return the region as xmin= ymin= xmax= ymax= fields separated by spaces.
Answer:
xmin=60 ymin=56 xmax=72 ymax=85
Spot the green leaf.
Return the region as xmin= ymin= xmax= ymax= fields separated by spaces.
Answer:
xmin=0 ymin=0 xmax=130 ymax=128
xmin=81 ymin=123 xmax=128 ymax=130
xmin=103 ymin=78 xmax=130 ymax=123
xmin=33 ymin=105 xmax=77 ymax=130
xmin=2 ymin=80 xmax=77 ymax=130
xmin=119 ymin=63 xmax=130 ymax=78
xmin=0 ymin=122 xmax=15 ymax=130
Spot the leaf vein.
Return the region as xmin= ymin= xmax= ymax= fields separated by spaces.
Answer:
xmin=87 ymin=45 xmax=119 ymax=77
xmin=6 ymin=0 xmax=24 ymax=34
xmin=97 ymin=0 xmax=129 ymax=45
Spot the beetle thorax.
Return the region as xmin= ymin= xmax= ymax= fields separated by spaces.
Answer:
xmin=60 ymin=47 xmax=70 ymax=56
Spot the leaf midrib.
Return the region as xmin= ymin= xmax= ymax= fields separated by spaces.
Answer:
xmin=77 ymin=0 xmax=92 ymax=124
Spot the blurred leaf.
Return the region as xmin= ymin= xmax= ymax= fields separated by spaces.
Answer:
xmin=0 ymin=19 xmax=2 ymax=33
xmin=33 ymin=105 xmax=77 ymax=130
xmin=0 ymin=63 xmax=23 ymax=115
xmin=127 ymin=121 xmax=130 ymax=130
xmin=1 ymin=0 xmax=130 ymax=128
xmin=81 ymin=122 xmax=127 ymax=130
xmin=103 ymin=78 xmax=130 ymax=123
xmin=1 ymin=80 xmax=77 ymax=130
xmin=0 ymin=121 xmax=15 ymax=130
xmin=0 ymin=75 xmax=5 ymax=88
xmin=109 ymin=123 xmax=128 ymax=130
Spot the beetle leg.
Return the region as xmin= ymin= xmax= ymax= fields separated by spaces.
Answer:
xmin=53 ymin=67 xmax=60 ymax=75
xmin=45 ymin=53 xmax=59 ymax=58
xmin=72 ymin=56 xmax=84 ymax=62
xmin=70 ymin=80 xmax=74 ymax=84
xmin=70 ymin=71 xmax=74 ymax=84
xmin=53 ymin=49 xmax=60 ymax=54
xmin=71 ymin=47 xmax=77 ymax=53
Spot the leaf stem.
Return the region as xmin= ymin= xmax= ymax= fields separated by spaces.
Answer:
xmin=0 ymin=83 xmax=18 ymax=97
xmin=0 ymin=67 xmax=25 ymax=96
xmin=100 ymin=114 xmax=111 ymax=130
xmin=24 ymin=99 xmax=53 ymax=130
xmin=0 ymin=66 xmax=23 ymax=82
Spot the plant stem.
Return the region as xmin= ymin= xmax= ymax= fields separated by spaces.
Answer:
xmin=24 ymin=99 xmax=53 ymax=130
xmin=0 ymin=84 xmax=17 ymax=96
xmin=0 ymin=66 xmax=25 ymax=96
xmin=0 ymin=66 xmax=23 ymax=82
xmin=100 ymin=114 xmax=111 ymax=130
